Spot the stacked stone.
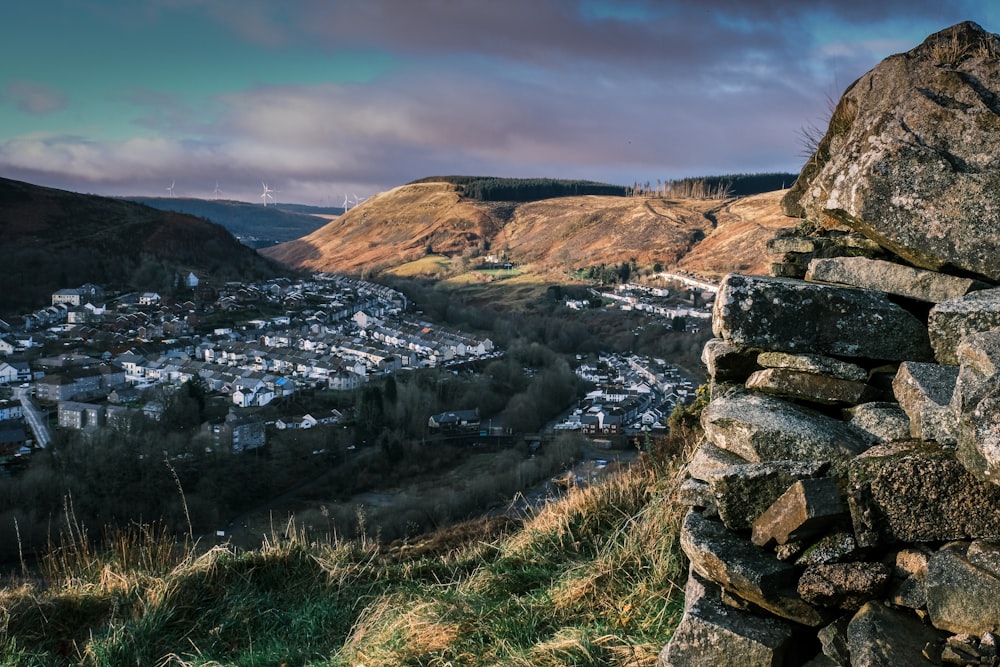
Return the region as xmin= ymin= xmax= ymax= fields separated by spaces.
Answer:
xmin=660 ymin=261 xmax=1000 ymax=666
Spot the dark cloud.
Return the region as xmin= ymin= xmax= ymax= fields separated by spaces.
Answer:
xmin=5 ymin=81 xmax=67 ymax=115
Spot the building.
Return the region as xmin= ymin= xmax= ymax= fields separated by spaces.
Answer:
xmin=428 ymin=409 xmax=480 ymax=433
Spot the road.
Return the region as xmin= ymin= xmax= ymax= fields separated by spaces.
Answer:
xmin=16 ymin=386 xmax=50 ymax=448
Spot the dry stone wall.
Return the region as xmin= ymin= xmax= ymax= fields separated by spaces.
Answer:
xmin=659 ymin=20 xmax=1000 ymax=665
xmin=660 ymin=259 xmax=1000 ymax=666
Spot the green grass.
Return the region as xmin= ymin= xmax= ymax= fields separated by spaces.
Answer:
xmin=0 ymin=449 xmax=691 ymax=666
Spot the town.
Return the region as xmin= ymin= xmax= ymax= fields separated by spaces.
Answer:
xmin=0 ymin=271 xmax=710 ymax=473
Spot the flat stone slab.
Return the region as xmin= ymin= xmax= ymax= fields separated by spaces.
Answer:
xmin=927 ymin=287 xmax=1000 ymax=365
xmin=701 ymin=389 xmax=870 ymax=469
xmin=757 ymin=351 xmax=868 ymax=382
xmin=713 ymin=273 xmax=933 ymax=361
xmin=745 ymin=367 xmax=868 ymax=405
xmin=845 ymin=402 xmax=911 ymax=444
xmin=806 ymin=256 xmax=989 ymax=303
xmin=848 ymin=441 xmax=1000 ymax=546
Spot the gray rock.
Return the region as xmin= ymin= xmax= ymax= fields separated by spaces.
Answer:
xmin=890 ymin=547 xmax=931 ymax=609
xmin=927 ymin=541 xmax=1000 ymax=635
xmin=751 ymin=478 xmax=847 ymax=548
xmin=757 ymin=351 xmax=868 ymax=382
xmin=968 ymin=539 xmax=1000 ymax=576
xmin=677 ymin=477 xmax=715 ymax=510
xmin=713 ymin=273 xmax=933 ymax=361
xmin=952 ymin=330 xmax=1000 ymax=413
xmin=953 ymin=332 xmax=1000 ymax=483
xmin=767 ymin=236 xmax=817 ymax=254
xmin=658 ymin=570 xmax=794 ymax=667
xmin=701 ymin=389 xmax=871 ymax=469
xmin=783 ymin=21 xmax=1000 ymax=283
xmin=957 ymin=384 xmax=1000 ymax=484
xmin=798 ymin=562 xmax=892 ymax=611
xmin=701 ymin=338 xmax=761 ymax=383
xmin=844 ymin=402 xmax=911 ymax=444
xmin=846 ymin=602 xmax=945 ymax=667
xmin=710 ymin=460 xmax=828 ymax=532
xmin=817 ymin=616 xmax=852 ymax=666
xmin=745 ymin=367 xmax=869 ymax=405
xmin=848 ymin=441 xmax=1000 ymax=546
xmin=806 ymin=256 xmax=989 ymax=303
xmin=892 ymin=361 xmax=958 ymax=444
xmin=684 ymin=438 xmax=750 ymax=485
xmin=927 ymin=287 xmax=1000 ymax=365
xmin=680 ymin=510 xmax=829 ymax=626
xmin=795 ymin=532 xmax=862 ymax=567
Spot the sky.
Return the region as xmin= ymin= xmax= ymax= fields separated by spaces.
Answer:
xmin=1 ymin=1 xmax=998 ymax=206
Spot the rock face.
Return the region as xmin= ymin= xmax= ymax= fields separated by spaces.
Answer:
xmin=662 ymin=22 xmax=1000 ymax=665
xmin=783 ymin=21 xmax=1000 ymax=282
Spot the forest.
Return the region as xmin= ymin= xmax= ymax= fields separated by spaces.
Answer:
xmin=409 ymin=175 xmax=628 ymax=201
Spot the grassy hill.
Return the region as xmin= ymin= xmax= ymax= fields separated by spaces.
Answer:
xmin=125 ymin=197 xmax=336 ymax=249
xmin=0 ymin=178 xmax=289 ymax=316
xmin=0 ymin=443 xmax=691 ymax=666
xmin=261 ymin=178 xmax=797 ymax=286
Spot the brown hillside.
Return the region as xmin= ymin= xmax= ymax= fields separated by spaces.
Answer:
xmin=262 ymin=180 xmax=796 ymax=281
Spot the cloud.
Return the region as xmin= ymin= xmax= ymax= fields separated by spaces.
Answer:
xmin=4 ymin=81 xmax=67 ymax=115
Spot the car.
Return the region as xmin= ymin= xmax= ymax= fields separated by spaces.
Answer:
xmin=19 ymin=383 xmax=29 ymax=389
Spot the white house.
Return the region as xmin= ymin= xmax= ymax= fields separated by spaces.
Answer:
xmin=139 ymin=292 xmax=161 ymax=306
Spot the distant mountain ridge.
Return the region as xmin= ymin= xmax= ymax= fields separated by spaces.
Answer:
xmin=125 ymin=197 xmax=337 ymax=248
xmin=0 ymin=177 xmax=288 ymax=316
xmin=262 ymin=179 xmax=797 ymax=281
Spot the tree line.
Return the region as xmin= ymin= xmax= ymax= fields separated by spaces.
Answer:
xmin=411 ymin=176 xmax=628 ymax=202
xmin=628 ymin=172 xmax=799 ymax=199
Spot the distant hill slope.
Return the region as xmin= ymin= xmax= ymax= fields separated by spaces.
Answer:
xmin=0 ymin=177 xmax=288 ymax=316
xmin=125 ymin=197 xmax=336 ymax=248
xmin=261 ymin=180 xmax=797 ymax=281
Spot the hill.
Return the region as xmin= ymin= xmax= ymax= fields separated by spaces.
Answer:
xmin=261 ymin=179 xmax=797 ymax=284
xmin=124 ymin=197 xmax=336 ymax=248
xmin=0 ymin=177 xmax=288 ymax=315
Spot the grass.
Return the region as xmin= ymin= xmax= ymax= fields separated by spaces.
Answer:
xmin=0 ymin=444 xmax=691 ymax=666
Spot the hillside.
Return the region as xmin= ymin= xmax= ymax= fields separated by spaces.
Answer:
xmin=125 ymin=197 xmax=336 ymax=248
xmin=261 ymin=180 xmax=796 ymax=282
xmin=0 ymin=177 xmax=288 ymax=315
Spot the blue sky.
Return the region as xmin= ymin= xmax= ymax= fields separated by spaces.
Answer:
xmin=1 ymin=1 xmax=997 ymax=205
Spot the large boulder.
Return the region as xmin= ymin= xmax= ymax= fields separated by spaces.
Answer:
xmin=783 ymin=21 xmax=1000 ymax=283
xmin=713 ymin=273 xmax=933 ymax=361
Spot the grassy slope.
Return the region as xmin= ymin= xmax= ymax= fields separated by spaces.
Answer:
xmin=0 ymin=449 xmax=690 ymax=666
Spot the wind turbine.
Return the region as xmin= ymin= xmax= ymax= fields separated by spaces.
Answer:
xmin=342 ymin=193 xmax=351 ymax=211
xmin=166 ymin=180 xmax=175 ymax=197
xmin=212 ymin=182 xmax=223 ymax=200
xmin=260 ymin=182 xmax=276 ymax=207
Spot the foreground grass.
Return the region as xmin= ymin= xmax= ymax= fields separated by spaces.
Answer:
xmin=0 ymin=452 xmax=689 ymax=666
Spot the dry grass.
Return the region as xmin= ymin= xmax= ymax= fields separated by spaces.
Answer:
xmin=2 ymin=447 xmax=692 ymax=667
